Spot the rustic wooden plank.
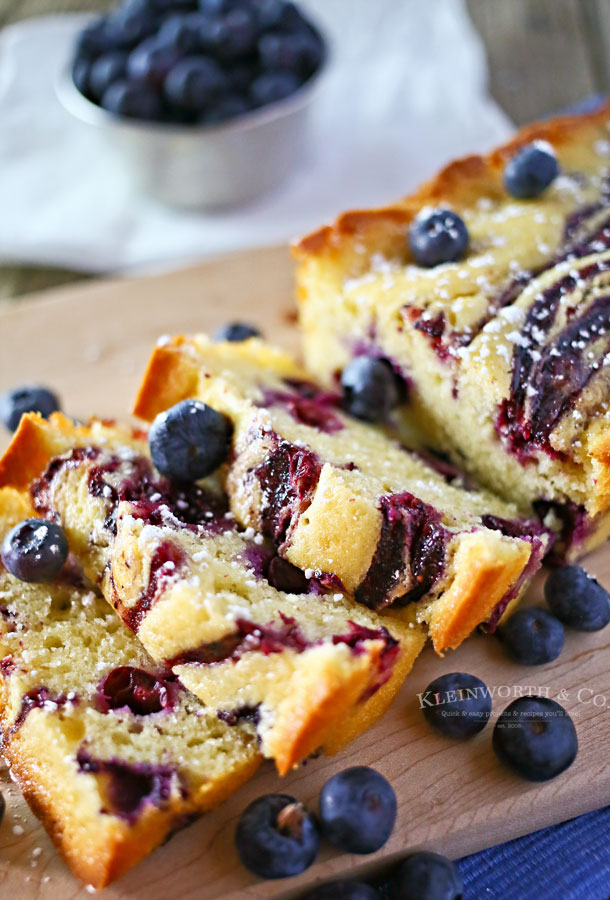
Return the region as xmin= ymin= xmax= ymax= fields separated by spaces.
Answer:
xmin=580 ymin=0 xmax=610 ymax=94
xmin=467 ymin=0 xmax=597 ymax=124
xmin=0 ymin=248 xmax=609 ymax=899
xmin=1 ymin=0 xmax=111 ymax=25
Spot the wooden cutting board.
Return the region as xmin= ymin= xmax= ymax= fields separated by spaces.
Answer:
xmin=0 ymin=245 xmax=609 ymax=900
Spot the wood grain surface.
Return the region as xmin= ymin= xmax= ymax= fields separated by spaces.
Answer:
xmin=0 ymin=246 xmax=609 ymax=899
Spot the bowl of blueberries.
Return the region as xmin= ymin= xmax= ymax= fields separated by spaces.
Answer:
xmin=59 ymin=0 xmax=327 ymax=208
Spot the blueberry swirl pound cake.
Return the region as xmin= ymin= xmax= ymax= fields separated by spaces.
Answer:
xmin=134 ymin=335 xmax=547 ymax=651
xmin=0 ymin=486 xmax=260 ymax=889
xmin=0 ymin=414 xmax=425 ymax=774
xmin=294 ymin=103 xmax=610 ymax=561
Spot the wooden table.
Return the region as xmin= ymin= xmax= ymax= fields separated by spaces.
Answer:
xmin=1 ymin=0 xmax=610 ymax=300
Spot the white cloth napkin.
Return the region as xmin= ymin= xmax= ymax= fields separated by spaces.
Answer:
xmin=0 ymin=0 xmax=512 ymax=273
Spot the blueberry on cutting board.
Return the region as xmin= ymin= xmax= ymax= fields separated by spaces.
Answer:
xmin=235 ymin=794 xmax=319 ymax=879
xmin=319 ymin=766 xmax=397 ymax=854
xmin=493 ymin=696 xmax=578 ymax=781
xmin=421 ymin=672 xmax=491 ymax=738
xmin=545 ymin=565 xmax=610 ymax=631
xmin=498 ymin=607 xmax=565 ymax=665
xmin=213 ymin=322 xmax=261 ymax=342
xmin=0 ymin=385 xmax=60 ymax=431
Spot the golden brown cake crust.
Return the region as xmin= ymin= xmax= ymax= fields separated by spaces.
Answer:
xmin=0 ymin=412 xmax=146 ymax=492
xmin=294 ymin=102 xmax=610 ymax=260
xmin=134 ymin=338 xmax=200 ymax=423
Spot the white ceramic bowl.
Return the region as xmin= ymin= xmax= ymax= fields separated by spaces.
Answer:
xmin=56 ymin=55 xmax=327 ymax=209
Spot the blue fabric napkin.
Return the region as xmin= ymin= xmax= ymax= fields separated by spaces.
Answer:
xmin=457 ymin=805 xmax=610 ymax=899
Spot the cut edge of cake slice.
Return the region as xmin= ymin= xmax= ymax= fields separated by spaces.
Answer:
xmin=0 ymin=414 xmax=426 ymax=774
xmin=133 ymin=335 xmax=548 ymax=652
xmin=0 ymin=486 xmax=260 ymax=889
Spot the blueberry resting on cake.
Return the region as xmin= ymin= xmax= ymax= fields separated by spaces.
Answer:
xmin=0 ymin=414 xmax=425 ymax=774
xmin=0 ymin=486 xmax=260 ymax=889
xmin=133 ymin=335 xmax=548 ymax=650
xmin=293 ymin=102 xmax=610 ymax=562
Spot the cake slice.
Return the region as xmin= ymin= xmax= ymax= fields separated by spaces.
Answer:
xmin=0 ymin=486 xmax=260 ymax=889
xmin=293 ymin=102 xmax=610 ymax=561
xmin=133 ymin=335 xmax=548 ymax=651
xmin=0 ymin=414 xmax=425 ymax=774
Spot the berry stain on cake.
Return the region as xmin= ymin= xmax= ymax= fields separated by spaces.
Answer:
xmin=33 ymin=446 xmax=230 ymax=536
xmin=11 ymin=686 xmax=73 ymax=733
xmin=355 ymin=493 xmax=448 ymax=612
xmin=121 ymin=540 xmax=186 ymax=632
xmin=254 ymin=434 xmax=322 ymax=546
xmin=97 ymin=666 xmax=178 ymax=716
xmin=165 ymin=615 xmax=398 ymax=702
xmin=497 ymin=257 xmax=610 ymax=462
xmin=76 ymin=750 xmax=181 ymax=823
xmin=259 ymin=379 xmax=344 ymax=433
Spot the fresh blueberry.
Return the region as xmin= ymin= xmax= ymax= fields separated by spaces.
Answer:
xmin=203 ymin=7 xmax=258 ymax=60
xmin=75 ymin=18 xmax=115 ymax=59
xmin=116 ymin=0 xmax=153 ymax=16
xmin=305 ymin=881 xmax=380 ymax=900
xmin=421 ymin=672 xmax=491 ymax=739
xmin=389 ymin=852 xmax=463 ymax=900
xmin=504 ymin=142 xmax=559 ymax=199
xmin=253 ymin=0 xmax=301 ymax=30
xmin=198 ymin=0 xmax=232 ymax=14
xmin=544 ymin=565 xmax=610 ymax=631
xmin=229 ymin=60 xmax=259 ymax=92
xmin=259 ymin=31 xmax=322 ymax=75
xmin=101 ymin=79 xmax=163 ymax=120
xmin=319 ymin=766 xmax=396 ymax=854
xmin=0 ymin=386 xmax=60 ymax=432
xmin=157 ymin=13 xmax=205 ymax=53
xmin=202 ymin=93 xmax=251 ymax=122
xmin=340 ymin=357 xmax=400 ymax=423
xmin=235 ymin=793 xmax=320 ymax=879
xmin=88 ymin=51 xmax=129 ymax=101
xmin=72 ymin=58 xmax=92 ymax=96
xmin=250 ymin=70 xmax=300 ymax=105
xmin=164 ymin=56 xmax=228 ymax=111
xmin=1 ymin=519 xmax=69 ymax=583
xmin=493 ymin=696 xmax=578 ymax=781
xmin=213 ymin=322 xmax=261 ymax=341
xmin=127 ymin=37 xmax=180 ymax=87
xmin=107 ymin=8 xmax=158 ymax=48
xmin=143 ymin=0 xmax=197 ymax=9
xmin=498 ymin=607 xmax=565 ymax=665
xmin=409 ymin=208 xmax=469 ymax=267
xmin=149 ymin=399 xmax=232 ymax=481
